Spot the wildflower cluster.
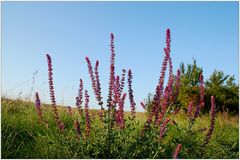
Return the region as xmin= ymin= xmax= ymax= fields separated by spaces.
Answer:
xmin=31 ymin=29 xmax=218 ymax=159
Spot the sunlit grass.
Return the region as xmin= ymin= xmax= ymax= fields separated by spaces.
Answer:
xmin=1 ymin=98 xmax=238 ymax=158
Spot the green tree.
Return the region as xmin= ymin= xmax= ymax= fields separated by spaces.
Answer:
xmin=205 ymin=70 xmax=238 ymax=114
xmin=178 ymin=59 xmax=203 ymax=111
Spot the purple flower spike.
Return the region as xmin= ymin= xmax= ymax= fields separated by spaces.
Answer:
xmin=118 ymin=93 xmax=127 ymax=129
xmin=76 ymin=79 xmax=84 ymax=116
xmin=94 ymin=60 xmax=103 ymax=106
xmin=140 ymin=102 xmax=146 ymax=110
xmin=46 ymin=54 xmax=63 ymax=130
xmin=113 ymin=75 xmax=120 ymax=104
xmin=119 ymin=69 xmax=126 ymax=95
xmin=34 ymin=92 xmax=46 ymax=125
xmin=159 ymin=117 xmax=170 ymax=140
xmin=172 ymin=144 xmax=182 ymax=159
xmin=107 ymin=33 xmax=116 ymax=109
xmin=84 ymin=90 xmax=91 ymax=137
xmin=128 ymin=69 xmax=136 ymax=120
xmin=204 ymin=96 xmax=216 ymax=146
xmin=187 ymin=101 xmax=194 ymax=120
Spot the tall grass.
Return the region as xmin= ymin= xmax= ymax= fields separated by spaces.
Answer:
xmin=1 ymin=98 xmax=238 ymax=158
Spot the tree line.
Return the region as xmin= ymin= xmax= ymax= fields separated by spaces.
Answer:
xmin=145 ymin=59 xmax=238 ymax=115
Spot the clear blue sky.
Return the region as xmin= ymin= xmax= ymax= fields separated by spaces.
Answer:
xmin=2 ymin=2 xmax=238 ymax=111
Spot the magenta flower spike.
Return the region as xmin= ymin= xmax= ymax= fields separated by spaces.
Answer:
xmin=128 ymin=69 xmax=136 ymax=120
xmin=120 ymin=69 xmax=126 ymax=95
xmin=141 ymin=110 xmax=154 ymax=136
xmin=110 ymin=33 xmax=115 ymax=66
xmin=107 ymin=33 xmax=116 ymax=109
xmin=140 ymin=102 xmax=146 ymax=110
xmin=86 ymin=57 xmax=104 ymax=108
xmin=46 ymin=54 xmax=63 ymax=130
xmin=152 ymin=28 xmax=172 ymax=125
xmin=187 ymin=101 xmax=194 ymax=120
xmin=76 ymin=79 xmax=84 ymax=116
xmin=84 ymin=90 xmax=91 ymax=137
xmin=34 ymin=92 xmax=45 ymax=124
xmin=85 ymin=57 xmax=97 ymax=97
xmin=156 ymin=84 xmax=172 ymax=126
xmin=153 ymin=85 xmax=161 ymax=124
xmin=118 ymin=93 xmax=127 ymax=129
xmin=159 ymin=117 xmax=170 ymax=140
xmin=172 ymin=144 xmax=182 ymax=159
xmin=113 ymin=75 xmax=121 ymax=104
xmin=115 ymin=110 xmax=121 ymax=126
xmin=156 ymin=98 xmax=168 ymax=126
xmin=115 ymin=75 xmax=121 ymax=93
xmin=204 ymin=96 xmax=216 ymax=146
xmin=173 ymin=108 xmax=180 ymax=116
xmin=94 ymin=60 xmax=103 ymax=106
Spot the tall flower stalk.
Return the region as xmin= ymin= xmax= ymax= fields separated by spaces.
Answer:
xmin=172 ymin=144 xmax=182 ymax=159
xmin=85 ymin=57 xmax=97 ymax=99
xmin=85 ymin=57 xmax=105 ymax=120
xmin=46 ymin=54 xmax=64 ymax=131
xmin=156 ymin=83 xmax=172 ymax=126
xmin=106 ymin=33 xmax=116 ymax=158
xmin=140 ymin=102 xmax=146 ymax=110
xmin=153 ymin=28 xmax=172 ymax=125
xmin=34 ymin=92 xmax=46 ymax=125
xmin=113 ymin=75 xmax=121 ymax=104
xmin=120 ymin=69 xmax=126 ymax=95
xmin=116 ymin=93 xmax=127 ymax=129
xmin=159 ymin=117 xmax=170 ymax=140
xmin=94 ymin=60 xmax=103 ymax=106
xmin=84 ymin=90 xmax=91 ymax=138
xmin=187 ymin=101 xmax=194 ymax=120
xmin=128 ymin=69 xmax=136 ymax=120
xmin=203 ymin=96 xmax=216 ymax=146
xmin=76 ymin=79 xmax=84 ymax=116
xmin=86 ymin=57 xmax=104 ymax=119
xmin=107 ymin=33 xmax=116 ymax=115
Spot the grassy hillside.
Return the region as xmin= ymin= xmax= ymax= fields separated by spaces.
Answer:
xmin=1 ymin=98 xmax=239 ymax=158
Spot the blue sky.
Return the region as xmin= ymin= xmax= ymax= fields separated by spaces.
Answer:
xmin=2 ymin=2 xmax=238 ymax=111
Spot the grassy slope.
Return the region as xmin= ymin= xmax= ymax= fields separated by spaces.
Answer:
xmin=1 ymin=98 xmax=239 ymax=158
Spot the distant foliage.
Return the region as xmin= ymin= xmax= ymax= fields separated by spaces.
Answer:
xmin=175 ymin=60 xmax=238 ymax=114
xmin=205 ymin=70 xmax=238 ymax=114
xmin=177 ymin=59 xmax=203 ymax=111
